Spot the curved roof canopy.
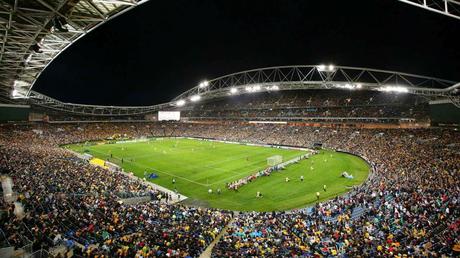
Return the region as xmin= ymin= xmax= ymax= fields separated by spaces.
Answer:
xmin=0 ymin=1 xmax=458 ymax=114
xmin=0 ymin=0 xmax=149 ymax=100
xmin=173 ymin=65 xmax=459 ymax=107
xmin=398 ymin=0 xmax=460 ymax=20
xmin=27 ymin=65 xmax=460 ymax=116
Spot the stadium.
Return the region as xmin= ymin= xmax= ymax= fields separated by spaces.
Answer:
xmin=0 ymin=0 xmax=459 ymax=257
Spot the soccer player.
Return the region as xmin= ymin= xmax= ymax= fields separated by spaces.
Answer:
xmin=316 ymin=191 xmax=320 ymax=201
xmin=217 ymin=188 xmax=221 ymax=195
xmin=300 ymin=175 xmax=304 ymax=182
xmin=172 ymin=178 xmax=176 ymax=184
xmin=285 ymin=177 xmax=290 ymax=183
xmin=208 ymin=188 xmax=212 ymax=194
xmin=323 ymin=184 xmax=327 ymax=191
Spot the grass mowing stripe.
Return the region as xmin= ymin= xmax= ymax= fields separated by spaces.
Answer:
xmin=67 ymin=138 xmax=369 ymax=211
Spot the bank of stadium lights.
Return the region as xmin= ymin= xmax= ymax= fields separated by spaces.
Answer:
xmin=176 ymin=99 xmax=186 ymax=106
xmin=266 ymin=85 xmax=279 ymax=91
xmin=335 ymin=83 xmax=363 ymax=90
xmin=11 ymin=89 xmax=20 ymax=98
xmin=317 ymin=64 xmax=336 ymax=72
xmin=378 ymin=86 xmax=409 ymax=93
xmin=11 ymin=80 xmax=29 ymax=99
xmin=230 ymin=87 xmax=238 ymax=94
xmin=246 ymin=85 xmax=261 ymax=93
xmin=190 ymin=94 xmax=201 ymax=102
xmin=11 ymin=89 xmax=27 ymax=99
xmin=199 ymin=80 xmax=209 ymax=88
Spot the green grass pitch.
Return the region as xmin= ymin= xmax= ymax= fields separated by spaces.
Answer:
xmin=67 ymin=138 xmax=369 ymax=211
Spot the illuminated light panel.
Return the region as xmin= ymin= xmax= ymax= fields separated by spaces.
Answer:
xmin=317 ymin=64 xmax=336 ymax=72
xmin=190 ymin=95 xmax=201 ymax=102
xmin=176 ymin=99 xmax=186 ymax=106
xmin=199 ymin=80 xmax=209 ymax=88
xmin=334 ymin=83 xmax=362 ymax=90
xmin=378 ymin=86 xmax=409 ymax=93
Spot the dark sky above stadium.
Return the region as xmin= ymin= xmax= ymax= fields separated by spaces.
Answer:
xmin=34 ymin=0 xmax=460 ymax=106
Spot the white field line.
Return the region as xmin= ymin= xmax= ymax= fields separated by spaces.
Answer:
xmin=88 ymin=140 xmax=309 ymax=187
xmin=89 ymin=148 xmax=235 ymax=187
xmin=110 ymin=141 xmax=280 ymax=175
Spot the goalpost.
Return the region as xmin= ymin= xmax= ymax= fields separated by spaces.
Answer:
xmin=267 ymin=155 xmax=283 ymax=166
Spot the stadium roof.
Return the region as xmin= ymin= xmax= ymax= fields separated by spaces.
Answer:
xmin=0 ymin=0 xmax=149 ymax=101
xmin=26 ymin=65 xmax=460 ymax=116
xmin=398 ymin=0 xmax=460 ymax=20
xmin=0 ymin=1 xmax=458 ymax=115
xmin=173 ymin=65 xmax=460 ymax=107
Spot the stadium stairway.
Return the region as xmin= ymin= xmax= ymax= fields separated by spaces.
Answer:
xmin=0 ymin=247 xmax=26 ymax=258
xmin=199 ymin=214 xmax=238 ymax=258
xmin=120 ymin=195 xmax=152 ymax=205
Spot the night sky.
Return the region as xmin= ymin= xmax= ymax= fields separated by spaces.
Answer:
xmin=34 ymin=0 xmax=460 ymax=106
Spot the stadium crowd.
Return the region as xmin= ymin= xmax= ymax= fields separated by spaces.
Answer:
xmin=180 ymin=90 xmax=429 ymax=122
xmin=0 ymin=123 xmax=232 ymax=257
xmin=213 ymin=127 xmax=460 ymax=257
xmin=0 ymin=121 xmax=459 ymax=257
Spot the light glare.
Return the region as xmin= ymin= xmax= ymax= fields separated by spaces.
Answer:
xmin=317 ymin=64 xmax=326 ymax=71
xmin=199 ymin=80 xmax=209 ymax=88
xmin=176 ymin=99 xmax=186 ymax=106
xmin=190 ymin=95 xmax=201 ymax=101
xmin=335 ymin=83 xmax=362 ymax=90
xmin=317 ymin=64 xmax=336 ymax=72
xmin=378 ymin=86 xmax=409 ymax=93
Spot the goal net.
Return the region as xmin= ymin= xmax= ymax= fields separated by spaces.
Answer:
xmin=267 ymin=155 xmax=283 ymax=166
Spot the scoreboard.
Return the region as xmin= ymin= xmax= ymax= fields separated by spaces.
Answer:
xmin=158 ymin=111 xmax=181 ymax=121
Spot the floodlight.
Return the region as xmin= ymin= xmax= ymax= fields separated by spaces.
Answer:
xmin=199 ymin=80 xmax=209 ymax=88
xmin=271 ymin=85 xmax=279 ymax=90
xmin=190 ymin=95 xmax=201 ymax=102
xmin=317 ymin=64 xmax=326 ymax=71
xmin=176 ymin=99 xmax=186 ymax=106
xmin=14 ymin=80 xmax=29 ymax=88
xmin=11 ymin=88 xmax=28 ymax=99
xmin=335 ymin=83 xmax=363 ymax=90
xmin=245 ymin=85 xmax=262 ymax=93
xmin=317 ymin=64 xmax=336 ymax=72
xmin=379 ymin=86 xmax=409 ymax=93
xmin=230 ymin=87 xmax=238 ymax=94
